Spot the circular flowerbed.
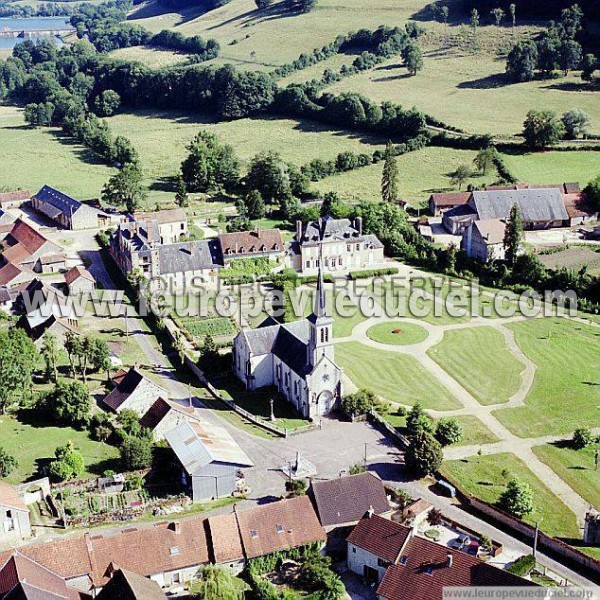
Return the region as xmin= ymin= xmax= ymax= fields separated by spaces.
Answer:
xmin=366 ymin=321 xmax=429 ymax=346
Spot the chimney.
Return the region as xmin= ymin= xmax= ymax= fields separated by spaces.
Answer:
xmin=446 ymin=554 xmax=453 ymax=568
xmin=367 ymin=505 xmax=375 ymax=518
xmin=355 ymin=216 xmax=363 ymax=236
xmin=296 ymin=220 xmax=302 ymax=242
xmin=172 ymin=521 xmax=181 ymax=535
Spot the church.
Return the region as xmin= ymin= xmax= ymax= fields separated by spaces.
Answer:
xmin=232 ymin=269 xmax=343 ymax=420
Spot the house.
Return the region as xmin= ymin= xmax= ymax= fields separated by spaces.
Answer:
xmin=0 ymin=551 xmax=87 ymax=600
xmin=0 ymin=190 xmax=30 ymax=210
xmin=289 ymin=216 xmax=384 ymax=275
xmin=64 ymin=266 xmax=96 ymax=295
xmin=461 ymin=219 xmax=507 ymax=263
xmin=310 ymin=472 xmax=391 ymax=533
xmin=0 ymin=210 xmax=17 ymax=227
xmin=442 ymin=188 xmax=569 ymax=235
xmin=393 ymin=498 xmax=432 ymax=527
xmin=0 ymin=483 xmax=31 ymax=547
xmin=232 ymin=267 xmax=343 ymax=420
xmin=563 ymin=193 xmax=599 ymax=226
xmin=428 ymin=192 xmax=471 ymax=216
xmin=218 ymin=229 xmax=284 ymax=262
xmin=33 ymin=253 xmax=68 ymax=274
xmin=376 ymin=535 xmax=537 ymax=600
xmin=346 ymin=515 xmax=412 ymax=586
xmin=207 ymin=496 xmax=326 ymax=572
xmin=102 ymin=367 xmax=168 ymax=415
xmin=139 ymin=398 xmax=199 ymax=441
xmin=165 ymin=419 xmax=253 ymax=502
xmin=30 ymin=186 xmax=105 ymax=230
xmin=0 ymin=263 xmax=32 ymax=289
xmin=131 ymin=209 xmax=188 ymax=245
xmin=0 ymin=219 xmax=62 ymax=270
xmin=95 ymin=568 xmax=167 ymax=600
xmin=0 ymin=288 xmax=11 ymax=312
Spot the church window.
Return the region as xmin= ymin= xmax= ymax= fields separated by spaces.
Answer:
xmin=356 ymin=243 xmax=360 ymax=250
xmin=320 ymin=329 xmax=325 ymax=343
xmin=305 ymin=261 xmax=310 ymax=269
xmin=324 ymin=328 xmax=329 ymax=342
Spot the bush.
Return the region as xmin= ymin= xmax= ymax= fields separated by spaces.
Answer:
xmin=507 ymin=554 xmax=536 ymax=576
xmin=435 ymin=418 xmax=463 ymax=446
xmin=0 ymin=446 xmax=18 ymax=478
xmin=120 ymin=435 xmax=153 ymax=471
xmin=498 ymin=478 xmax=534 ymax=518
xmin=571 ymin=427 xmax=595 ymax=450
xmin=341 ymin=388 xmax=378 ymax=417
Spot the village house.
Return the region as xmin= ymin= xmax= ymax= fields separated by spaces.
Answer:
xmin=207 ymin=496 xmax=327 ymax=574
xmin=0 ymin=210 xmax=17 ymax=227
xmin=0 ymin=483 xmax=31 ymax=548
xmin=288 ymin=216 xmax=384 ymax=275
xmin=31 ymin=186 xmax=108 ymax=231
xmin=232 ymin=267 xmax=344 ymax=420
xmin=165 ymin=419 xmax=253 ymax=502
xmin=64 ymin=266 xmax=96 ymax=295
xmin=131 ymin=209 xmax=188 ymax=245
xmin=33 ymin=253 xmax=68 ymax=274
xmin=428 ymin=192 xmax=471 ymax=216
xmin=0 ymin=190 xmax=30 ymax=211
xmin=461 ymin=219 xmax=508 ymax=263
xmin=218 ymin=229 xmax=284 ymax=262
xmin=140 ymin=397 xmax=199 ymax=441
xmin=95 ymin=568 xmax=167 ymax=600
xmin=102 ymin=366 xmax=168 ymax=415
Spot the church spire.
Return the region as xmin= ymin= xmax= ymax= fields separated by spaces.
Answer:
xmin=314 ymin=245 xmax=327 ymax=318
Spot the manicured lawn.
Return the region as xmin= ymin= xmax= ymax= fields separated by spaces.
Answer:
xmin=532 ymin=443 xmax=599 ymax=509
xmin=0 ymin=105 xmax=114 ymax=200
xmin=336 ymin=342 xmax=461 ymax=410
xmin=450 ymin=415 xmax=501 ymax=448
xmin=313 ymin=146 xmax=499 ymax=204
xmin=493 ymin=319 xmax=600 ymax=437
xmin=366 ymin=321 xmax=429 ymax=346
xmin=0 ymin=413 xmax=120 ymax=485
xmin=427 ymin=326 xmax=524 ymax=405
xmin=441 ymin=453 xmax=580 ymax=539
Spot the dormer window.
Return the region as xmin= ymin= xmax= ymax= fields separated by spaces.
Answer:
xmin=276 ymin=524 xmax=284 ymax=533
xmin=170 ymin=547 xmax=180 ymax=556
xmin=250 ymin=530 xmax=258 ymax=538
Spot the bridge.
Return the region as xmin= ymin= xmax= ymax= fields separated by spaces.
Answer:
xmin=0 ymin=27 xmax=76 ymax=39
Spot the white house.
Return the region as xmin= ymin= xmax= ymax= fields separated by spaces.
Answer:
xmin=461 ymin=219 xmax=507 ymax=263
xmin=102 ymin=367 xmax=168 ymax=415
xmin=0 ymin=483 xmax=31 ymax=547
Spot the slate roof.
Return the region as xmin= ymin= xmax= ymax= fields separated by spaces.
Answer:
xmin=470 ymin=188 xmax=568 ymax=223
xmin=165 ymin=420 xmax=253 ymax=476
xmin=64 ymin=266 xmax=95 ymax=286
xmin=33 ymin=186 xmax=83 ymax=217
xmin=473 ymin=219 xmax=506 ymax=245
xmin=346 ymin=516 xmax=411 ymax=563
xmin=95 ymin=568 xmax=166 ymax=599
xmin=235 ymin=496 xmax=326 ymax=560
xmin=300 ymin=217 xmax=362 ymax=244
xmin=115 ymin=221 xmax=161 ymax=251
xmin=158 ymin=239 xmax=220 ymax=274
xmin=219 ymin=229 xmax=283 ymax=256
xmin=377 ymin=535 xmax=537 ymax=600
xmin=429 ymin=192 xmax=471 ymax=209
xmin=0 ymin=482 xmax=28 ymax=512
xmin=311 ymin=472 xmax=390 ymax=527
xmin=442 ymin=204 xmax=478 ymax=221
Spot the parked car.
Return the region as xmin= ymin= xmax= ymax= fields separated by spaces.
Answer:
xmin=450 ymin=534 xmax=471 ymax=549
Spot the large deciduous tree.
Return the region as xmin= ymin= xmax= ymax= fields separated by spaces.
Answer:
xmin=102 ymin=163 xmax=147 ymax=213
xmin=404 ymin=432 xmax=443 ymax=477
xmin=506 ymin=40 xmax=538 ymax=82
xmin=498 ymin=478 xmax=534 ymax=518
xmin=522 ymin=109 xmax=564 ymax=150
xmin=561 ymin=108 xmax=590 ymax=139
xmin=0 ymin=328 xmax=38 ymax=414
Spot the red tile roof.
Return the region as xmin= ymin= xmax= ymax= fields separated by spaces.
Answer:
xmin=377 ymin=536 xmax=537 ymax=600
xmin=139 ymin=398 xmax=176 ymax=431
xmin=64 ymin=266 xmax=95 ymax=286
xmin=0 ymin=552 xmax=72 ymax=598
xmin=2 ymin=244 xmax=32 ymax=267
xmin=346 ymin=516 xmax=411 ymax=563
xmin=0 ymin=262 xmax=27 ymax=286
xmin=219 ymin=229 xmax=283 ymax=256
xmin=207 ymin=513 xmax=245 ymax=564
xmin=7 ymin=220 xmax=52 ymax=255
xmin=429 ymin=193 xmax=471 ymax=209
xmin=563 ymin=193 xmax=597 ymax=219
xmin=235 ymin=496 xmax=326 ymax=560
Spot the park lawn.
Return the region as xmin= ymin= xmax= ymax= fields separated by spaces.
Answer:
xmin=326 ymin=45 xmax=600 ymax=136
xmin=366 ymin=321 xmax=429 ymax=346
xmin=313 ymin=146 xmax=499 ymax=204
xmin=449 ymin=415 xmax=501 ymax=447
xmin=336 ymin=342 xmax=461 ymax=411
xmin=493 ymin=319 xmax=600 ymax=437
xmin=532 ymin=443 xmax=599 ymax=509
xmin=441 ymin=452 xmax=580 ymax=539
xmin=501 ymin=151 xmax=600 ymax=188
xmin=0 ymin=105 xmax=114 ymax=200
xmin=0 ymin=413 xmax=120 ymax=485
xmin=427 ymin=326 xmax=524 ymax=406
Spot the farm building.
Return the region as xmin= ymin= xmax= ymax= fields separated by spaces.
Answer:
xmin=0 ymin=190 xmax=30 ymax=210
xmin=64 ymin=266 xmax=96 ymax=295
xmin=165 ymin=419 xmax=253 ymax=502
xmin=428 ymin=192 xmax=471 ymax=216
xmin=0 ymin=483 xmax=31 ymax=547
xmin=96 ymin=568 xmax=167 ymax=599
xmin=102 ymin=366 xmax=168 ymax=415
xmin=461 ymin=219 xmax=507 ymax=263
xmin=139 ymin=398 xmax=199 ymax=441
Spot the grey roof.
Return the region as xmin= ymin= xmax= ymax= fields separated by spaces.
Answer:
xmin=34 ymin=185 xmax=82 ymax=216
xmin=363 ymin=234 xmax=384 ymax=249
xmin=300 ymin=217 xmax=361 ymax=244
xmin=158 ymin=239 xmax=220 ymax=274
xmin=116 ymin=220 xmax=161 ymax=251
xmin=443 ymin=204 xmax=478 ymax=221
xmin=471 ymin=188 xmax=568 ymax=223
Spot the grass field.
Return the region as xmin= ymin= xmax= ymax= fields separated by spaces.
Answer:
xmin=336 ymin=341 xmax=461 ymax=410
xmin=450 ymin=415 xmax=501 ymax=447
xmin=427 ymin=326 xmax=524 ymax=405
xmin=532 ymin=443 xmax=599 ymax=509
xmin=366 ymin=321 xmax=429 ymax=346
xmin=111 ymin=45 xmax=191 ymax=67
xmin=313 ymin=146 xmax=500 ymax=204
xmin=441 ymin=452 xmax=580 ymax=539
xmin=0 ymin=105 xmax=114 ymax=200
xmin=493 ymin=319 xmax=600 ymax=437
xmin=0 ymin=413 xmax=120 ymax=485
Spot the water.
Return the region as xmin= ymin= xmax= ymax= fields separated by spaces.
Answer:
xmin=0 ymin=17 xmax=70 ymax=50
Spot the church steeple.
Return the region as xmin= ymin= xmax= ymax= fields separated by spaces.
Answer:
xmin=313 ymin=251 xmax=327 ymax=319
xmin=308 ymin=244 xmax=334 ymax=367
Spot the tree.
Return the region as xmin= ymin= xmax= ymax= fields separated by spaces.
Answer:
xmin=341 ymin=388 xmax=378 ymax=417
xmin=403 ymin=42 xmax=423 ymax=76
xmin=246 ymin=151 xmax=291 ymax=203
xmin=0 ymin=447 xmax=17 ymax=478
xmin=24 ymin=102 xmax=54 ymax=127
xmin=561 ymin=108 xmax=590 ymax=139
xmin=583 ymin=175 xmax=600 ymax=211
xmin=117 ymin=409 xmax=143 ymax=438
xmin=349 ymin=463 xmax=366 ymax=475
xmin=427 ymin=507 xmax=443 ymax=526
xmin=102 ymin=163 xmax=147 ymax=213
xmin=46 ymin=381 xmax=91 ymax=428
xmin=506 ymin=40 xmax=538 ymax=82
xmin=503 ymin=203 xmax=523 ymax=268
xmin=254 ymin=0 xmax=271 ymax=7
xmin=120 ymin=435 xmax=153 ymax=470
xmin=581 ymin=53 xmax=597 ymax=81
xmin=435 ymin=418 xmax=463 ymax=446
xmin=509 ymin=3 xmax=516 ymax=29
xmin=87 ymin=337 xmax=110 ymax=379
xmin=242 ymin=189 xmax=266 ymax=219
xmin=63 ymin=330 xmax=81 ymax=379
xmin=470 ymin=9 xmax=480 ymax=35
xmin=404 ymin=432 xmax=443 ymax=477
xmin=450 ymin=164 xmax=472 ymax=190
xmin=571 ymin=427 xmax=594 ymax=450
xmin=0 ymin=328 xmax=38 ymax=414
xmin=48 ymin=441 xmax=85 ymax=481
xmin=522 ymin=109 xmax=565 ymax=150
xmin=93 ymin=89 xmax=120 ymax=117
xmin=199 ymin=565 xmax=244 ymax=600
xmin=498 ymin=478 xmax=534 ymax=518
xmin=558 ymin=39 xmax=582 ymax=75
xmin=490 ymin=8 xmax=504 ymax=26
xmin=473 ymin=147 xmax=497 ymax=175
xmin=41 ymin=333 xmax=59 ymax=383
xmin=381 ymin=141 xmax=399 ymax=203
xmin=406 ymin=402 xmax=433 ymax=437
xmin=174 ymin=174 xmax=189 ymax=208
xmin=440 ymin=5 xmax=449 ymax=25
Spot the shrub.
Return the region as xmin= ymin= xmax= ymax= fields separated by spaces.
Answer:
xmin=435 ymin=418 xmax=463 ymax=446
xmin=507 ymin=554 xmax=536 ymax=576
xmin=571 ymin=427 xmax=595 ymax=450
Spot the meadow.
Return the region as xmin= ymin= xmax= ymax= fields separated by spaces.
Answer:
xmin=427 ymin=326 xmax=525 ymax=406
xmin=493 ymin=319 xmax=600 ymax=438
xmin=441 ymin=452 xmax=580 ymax=539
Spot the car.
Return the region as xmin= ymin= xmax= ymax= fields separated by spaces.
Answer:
xmin=450 ymin=534 xmax=471 ymax=549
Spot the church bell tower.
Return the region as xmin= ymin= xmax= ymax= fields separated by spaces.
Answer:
xmin=308 ymin=250 xmax=334 ymax=367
